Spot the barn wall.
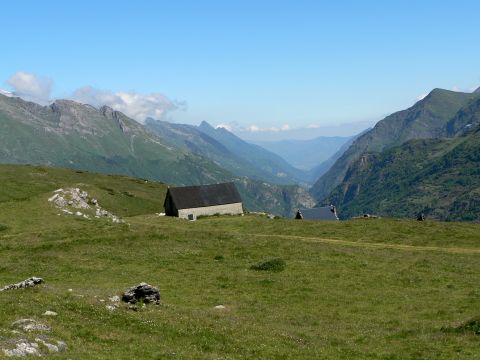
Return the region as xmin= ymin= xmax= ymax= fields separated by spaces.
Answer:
xmin=178 ymin=203 xmax=243 ymax=219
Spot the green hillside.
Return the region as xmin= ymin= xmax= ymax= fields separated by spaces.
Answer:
xmin=1 ymin=165 xmax=480 ymax=358
xmin=445 ymin=92 xmax=480 ymax=136
xmin=311 ymin=89 xmax=479 ymax=201
xmin=326 ymin=124 xmax=480 ymax=220
xmin=0 ymin=95 xmax=313 ymax=216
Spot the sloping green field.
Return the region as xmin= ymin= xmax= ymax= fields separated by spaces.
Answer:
xmin=0 ymin=165 xmax=479 ymax=359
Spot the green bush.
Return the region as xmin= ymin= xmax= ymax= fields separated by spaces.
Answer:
xmin=442 ymin=317 xmax=480 ymax=335
xmin=0 ymin=224 xmax=8 ymax=232
xmin=250 ymin=258 xmax=286 ymax=272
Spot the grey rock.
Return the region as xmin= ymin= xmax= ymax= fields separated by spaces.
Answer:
xmin=11 ymin=319 xmax=50 ymax=332
xmin=122 ymin=282 xmax=160 ymax=305
xmin=3 ymin=340 xmax=40 ymax=357
xmin=108 ymin=295 xmax=120 ymax=302
xmin=35 ymin=338 xmax=66 ymax=353
xmin=2 ymin=337 xmax=66 ymax=357
xmin=0 ymin=277 xmax=44 ymax=292
xmin=42 ymin=311 xmax=57 ymax=317
xmin=127 ymin=303 xmax=138 ymax=311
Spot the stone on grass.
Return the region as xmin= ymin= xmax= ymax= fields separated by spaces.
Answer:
xmin=3 ymin=341 xmax=40 ymax=357
xmin=35 ymin=338 xmax=66 ymax=353
xmin=42 ymin=311 xmax=57 ymax=317
xmin=0 ymin=277 xmax=44 ymax=292
xmin=122 ymin=283 xmax=160 ymax=305
xmin=11 ymin=319 xmax=50 ymax=332
xmin=214 ymin=305 xmax=226 ymax=310
xmin=2 ymin=321 xmax=67 ymax=357
xmin=127 ymin=303 xmax=138 ymax=311
xmin=109 ymin=295 xmax=120 ymax=302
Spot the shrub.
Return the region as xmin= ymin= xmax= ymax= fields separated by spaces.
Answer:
xmin=214 ymin=255 xmax=224 ymax=261
xmin=441 ymin=317 xmax=480 ymax=335
xmin=250 ymin=258 xmax=286 ymax=272
xmin=0 ymin=224 xmax=8 ymax=232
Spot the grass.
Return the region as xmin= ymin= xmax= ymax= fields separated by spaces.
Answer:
xmin=1 ymin=165 xmax=480 ymax=358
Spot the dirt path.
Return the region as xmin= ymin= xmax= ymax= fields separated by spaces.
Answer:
xmin=243 ymin=233 xmax=480 ymax=255
xmin=121 ymin=216 xmax=480 ymax=255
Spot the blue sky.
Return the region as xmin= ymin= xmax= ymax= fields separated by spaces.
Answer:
xmin=1 ymin=0 xmax=479 ymax=139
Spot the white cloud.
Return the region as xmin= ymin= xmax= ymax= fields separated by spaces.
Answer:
xmin=2 ymin=71 xmax=184 ymax=122
xmin=242 ymin=124 xmax=291 ymax=133
xmin=246 ymin=125 xmax=261 ymax=132
xmin=5 ymin=71 xmax=53 ymax=104
xmin=306 ymin=124 xmax=321 ymax=129
xmin=215 ymin=123 xmax=233 ymax=131
xmin=214 ymin=122 xmax=292 ymax=133
xmin=70 ymin=86 xmax=183 ymax=122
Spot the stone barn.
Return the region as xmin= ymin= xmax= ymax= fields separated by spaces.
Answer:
xmin=164 ymin=182 xmax=243 ymax=220
xmin=295 ymin=206 xmax=339 ymax=221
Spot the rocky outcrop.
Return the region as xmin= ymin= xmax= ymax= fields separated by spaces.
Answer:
xmin=1 ymin=319 xmax=66 ymax=357
xmin=48 ymin=188 xmax=123 ymax=223
xmin=11 ymin=319 xmax=50 ymax=333
xmin=0 ymin=277 xmax=43 ymax=292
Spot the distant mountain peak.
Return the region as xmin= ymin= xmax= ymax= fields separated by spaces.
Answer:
xmin=199 ymin=120 xmax=215 ymax=130
xmin=428 ymin=88 xmax=455 ymax=97
xmin=99 ymin=105 xmax=122 ymax=120
xmin=473 ymin=86 xmax=480 ymax=94
xmin=53 ymin=99 xmax=78 ymax=106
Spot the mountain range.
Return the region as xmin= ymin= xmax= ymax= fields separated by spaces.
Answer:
xmin=0 ymin=93 xmax=315 ymax=216
xmin=2 ymin=83 xmax=480 ymax=221
xmin=144 ymin=119 xmax=308 ymax=185
xmin=314 ymin=87 xmax=480 ymax=220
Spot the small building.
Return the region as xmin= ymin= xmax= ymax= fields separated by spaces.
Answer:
xmin=164 ymin=182 xmax=243 ymax=220
xmin=295 ymin=206 xmax=339 ymax=221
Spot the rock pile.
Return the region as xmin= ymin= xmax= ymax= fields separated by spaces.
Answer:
xmin=1 ymin=319 xmax=66 ymax=357
xmin=48 ymin=188 xmax=123 ymax=223
xmin=122 ymin=283 xmax=161 ymax=305
xmin=0 ymin=277 xmax=44 ymax=292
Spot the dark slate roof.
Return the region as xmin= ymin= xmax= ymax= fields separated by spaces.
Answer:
xmin=296 ymin=207 xmax=338 ymax=220
xmin=167 ymin=182 xmax=242 ymax=210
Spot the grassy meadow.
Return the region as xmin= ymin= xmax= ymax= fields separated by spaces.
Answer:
xmin=0 ymin=165 xmax=480 ymax=358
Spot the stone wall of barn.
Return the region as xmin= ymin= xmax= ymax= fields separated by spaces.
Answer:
xmin=177 ymin=202 xmax=243 ymax=219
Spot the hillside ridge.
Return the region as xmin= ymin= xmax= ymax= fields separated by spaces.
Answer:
xmin=311 ymin=88 xmax=480 ymax=202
